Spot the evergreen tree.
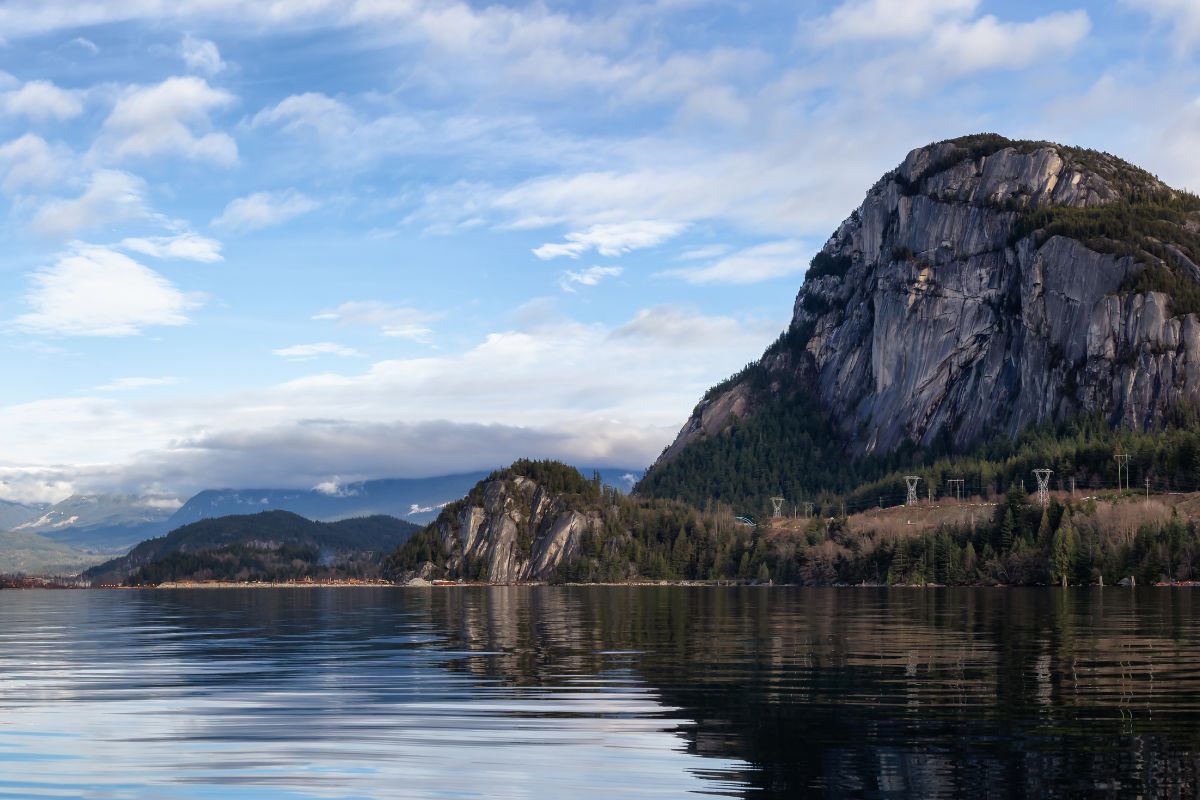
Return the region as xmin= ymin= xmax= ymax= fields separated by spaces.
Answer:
xmin=671 ymin=527 xmax=693 ymax=578
xmin=1051 ymin=509 xmax=1078 ymax=586
xmin=934 ymin=530 xmax=952 ymax=584
xmin=889 ymin=541 xmax=910 ymax=585
xmin=1037 ymin=508 xmax=1053 ymax=551
xmin=999 ymin=509 xmax=1015 ymax=552
xmin=963 ymin=541 xmax=978 ymax=582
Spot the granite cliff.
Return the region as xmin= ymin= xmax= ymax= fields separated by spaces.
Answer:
xmin=652 ymin=134 xmax=1200 ymax=471
xmin=385 ymin=461 xmax=748 ymax=584
xmin=413 ymin=472 xmax=595 ymax=583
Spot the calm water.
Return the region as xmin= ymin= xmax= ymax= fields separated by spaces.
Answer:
xmin=1 ymin=588 xmax=1198 ymax=798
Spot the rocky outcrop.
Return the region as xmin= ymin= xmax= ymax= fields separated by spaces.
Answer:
xmin=656 ymin=134 xmax=1200 ymax=463
xmin=423 ymin=475 xmax=597 ymax=583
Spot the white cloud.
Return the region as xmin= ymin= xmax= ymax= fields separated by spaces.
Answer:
xmin=929 ymin=12 xmax=1091 ymax=74
xmin=611 ymin=304 xmax=771 ymax=347
xmin=0 ymin=304 xmax=782 ymax=500
xmin=313 ymin=301 xmax=439 ymax=341
xmin=0 ymin=134 xmax=70 ymax=192
xmin=67 ymin=37 xmax=99 ymax=55
xmin=96 ymin=377 xmax=178 ymax=392
xmin=677 ymin=244 xmax=732 ymax=261
xmin=1125 ymin=0 xmax=1200 ymax=53
xmin=486 ymin=136 xmax=894 ymax=239
xmin=273 ymin=342 xmax=365 ymax=360
xmin=2 ymin=80 xmax=84 ymax=121
xmin=251 ymin=92 xmax=356 ymax=139
xmin=180 ymin=34 xmax=225 ymax=76
xmin=31 ymin=170 xmax=148 ymax=236
xmin=212 ymin=189 xmax=318 ymax=231
xmin=817 ymin=0 xmax=979 ymax=42
xmin=558 ymin=265 xmax=622 ymax=292
xmin=814 ymin=1 xmax=1090 ymax=77
xmin=95 ymin=76 xmax=237 ymax=166
xmin=1156 ymin=98 xmax=1200 ymax=191
xmin=533 ymin=220 xmax=686 ymax=259
xmin=119 ymin=232 xmax=223 ymax=262
xmin=313 ymin=478 xmax=360 ymax=497
xmin=13 ymin=244 xmax=197 ymax=337
xmin=661 ymin=240 xmax=808 ymax=285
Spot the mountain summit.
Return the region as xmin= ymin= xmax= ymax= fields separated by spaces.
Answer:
xmin=642 ymin=134 xmax=1200 ymax=504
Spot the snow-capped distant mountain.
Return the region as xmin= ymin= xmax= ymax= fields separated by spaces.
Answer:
xmin=0 ymin=468 xmax=645 ymax=562
xmin=14 ymin=495 xmax=178 ymax=553
xmin=165 ymin=468 xmax=643 ymax=531
xmin=0 ymin=499 xmax=47 ymax=532
xmin=164 ymin=473 xmax=493 ymax=530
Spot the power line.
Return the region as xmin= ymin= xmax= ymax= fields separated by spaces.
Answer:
xmin=1115 ymin=453 xmax=1131 ymax=492
xmin=1033 ymin=469 xmax=1053 ymax=506
xmin=905 ymin=476 xmax=920 ymax=507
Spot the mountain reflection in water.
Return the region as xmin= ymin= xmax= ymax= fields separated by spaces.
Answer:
xmin=0 ymin=587 xmax=1197 ymax=798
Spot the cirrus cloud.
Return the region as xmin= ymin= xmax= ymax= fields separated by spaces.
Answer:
xmin=533 ymin=220 xmax=686 ymax=259
xmin=119 ymin=232 xmax=223 ymax=262
xmin=212 ymin=189 xmax=318 ymax=231
xmin=558 ymin=265 xmax=622 ymax=292
xmin=313 ymin=301 xmax=440 ymax=342
xmin=660 ymin=240 xmax=809 ymax=285
xmin=273 ymin=342 xmax=366 ymax=360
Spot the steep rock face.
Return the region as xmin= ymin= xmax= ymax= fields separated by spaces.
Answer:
xmin=426 ymin=476 xmax=595 ymax=582
xmin=658 ymin=135 xmax=1200 ymax=463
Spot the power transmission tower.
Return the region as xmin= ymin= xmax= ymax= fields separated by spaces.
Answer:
xmin=905 ymin=476 xmax=920 ymax=507
xmin=1115 ymin=453 xmax=1131 ymax=491
xmin=803 ymin=502 xmax=814 ymax=519
xmin=1033 ymin=469 xmax=1053 ymax=506
xmin=947 ymin=478 xmax=965 ymax=502
xmin=771 ymin=497 xmax=784 ymax=519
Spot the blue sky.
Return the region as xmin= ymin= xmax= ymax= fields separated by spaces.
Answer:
xmin=0 ymin=0 xmax=1197 ymax=503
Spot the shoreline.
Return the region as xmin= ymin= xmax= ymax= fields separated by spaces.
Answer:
xmin=48 ymin=579 xmax=1200 ymax=590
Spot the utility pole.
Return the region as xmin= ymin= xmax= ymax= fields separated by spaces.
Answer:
xmin=1033 ymin=469 xmax=1053 ymax=506
xmin=905 ymin=476 xmax=920 ymax=507
xmin=947 ymin=478 xmax=965 ymax=502
xmin=1070 ymin=477 xmax=1076 ymax=498
xmin=1115 ymin=453 xmax=1131 ymax=492
xmin=1145 ymin=477 xmax=1150 ymax=503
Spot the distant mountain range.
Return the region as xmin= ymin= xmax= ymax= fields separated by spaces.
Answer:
xmin=85 ymin=510 xmax=419 ymax=586
xmin=0 ymin=467 xmax=643 ymax=572
xmin=0 ymin=529 xmax=100 ymax=576
xmin=0 ymin=499 xmax=48 ymax=531
xmin=9 ymin=494 xmax=176 ymax=554
xmin=164 ymin=472 xmax=494 ymax=531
